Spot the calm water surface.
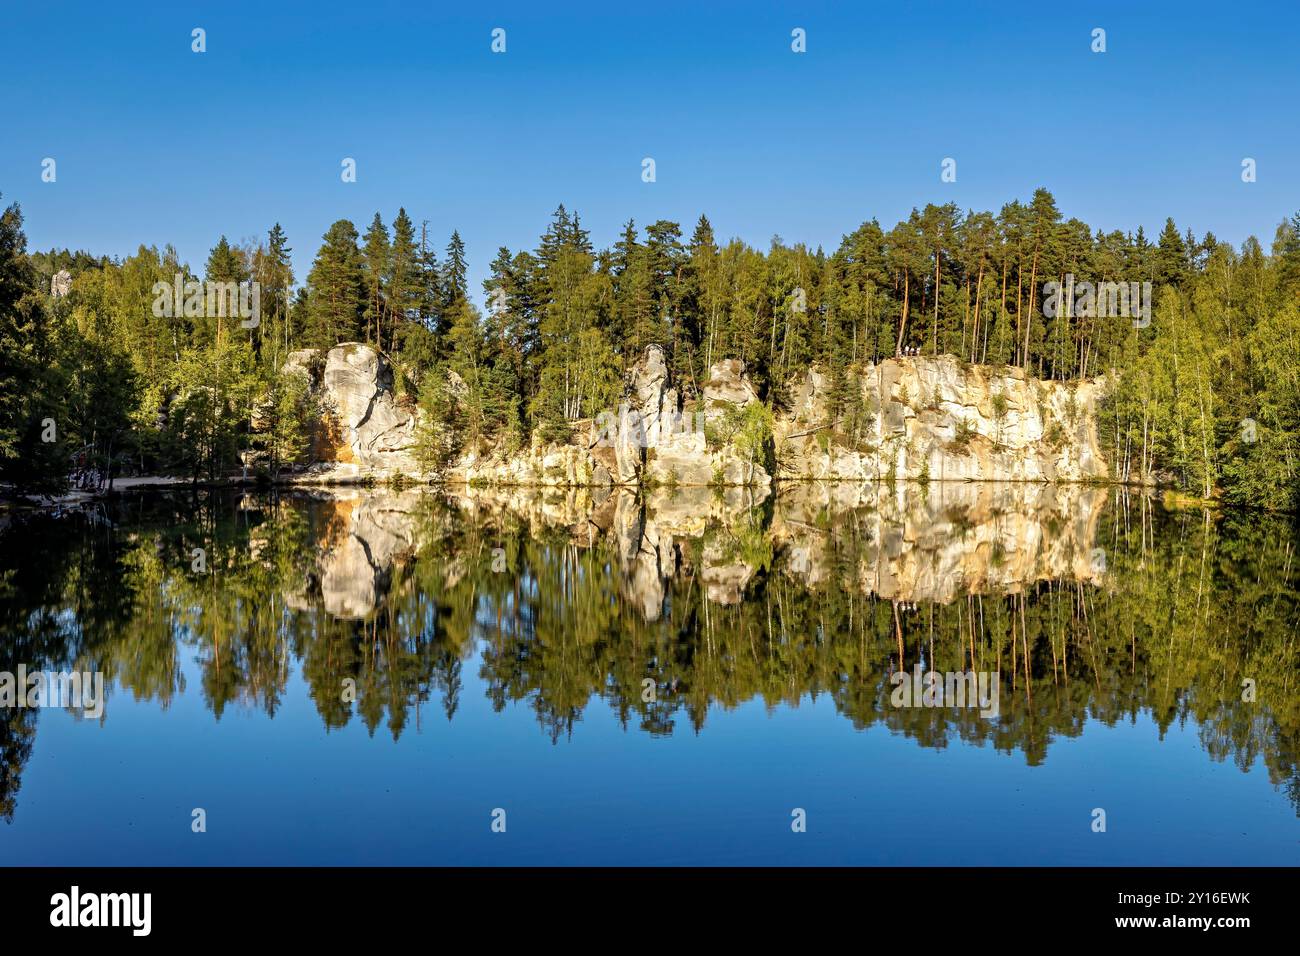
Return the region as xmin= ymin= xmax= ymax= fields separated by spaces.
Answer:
xmin=1 ymin=483 xmax=1297 ymax=864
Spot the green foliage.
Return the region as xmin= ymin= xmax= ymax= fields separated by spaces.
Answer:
xmin=1044 ymin=420 xmax=1066 ymax=450
xmin=259 ymin=369 xmax=316 ymax=478
xmin=303 ymin=220 xmax=366 ymax=348
xmin=732 ymin=402 xmax=775 ymax=470
xmin=952 ymin=417 xmax=978 ymax=450
xmin=413 ymin=369 xmax=462 ymax=476
xmin=3 ymin=187 xmax=1300 ymax=511
xmin=536 ymin=418 xmax=573 ymax=446
xmin=1105 ymin=244 xmax=1300 ymax=509
xmin=1 ymin=199 xmax=139 ymax=493
xmin=991 ymin=391 xmax=1009 ymax=420
xmin=705 ymin=402 xmax=774 ymax=479
xmin=164 ymin=338 xmax=260 ymax=482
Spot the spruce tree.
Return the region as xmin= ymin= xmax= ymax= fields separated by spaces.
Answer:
xmin=443 ymin=230 xmax=468 ymax=307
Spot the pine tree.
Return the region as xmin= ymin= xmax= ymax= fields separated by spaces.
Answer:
xmin=644 ymin=221 xmax=685 ymax=375
xmin=1273 ymin=212 xmax=1300 ymax=292
xmin=361 ymin=212 xmax=391 ymax=347
xmin=886 ymin=215 xmax=925 ymax=356
xmin=303 ymin=220 xmax=365 ymax=348
xmin=0 ymin=198 xmax=65 ymax=492
xmin=417 ymin=221 xmax=440 ymax=332
xmin=202 ymin=235 xmax=248 ymax=349
xmin=685 ymin=214 xmax=722 ymax=390
xmin=484 ymin=246 xmax=526 ymax=434
xmin=254 ymin=223 xmax=294 ymax=364
xmin=386 ymin=209 xmax=420 ymax=352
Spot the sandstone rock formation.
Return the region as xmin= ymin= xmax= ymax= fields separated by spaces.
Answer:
xmin=446 ymin=345 xmax=772 ymax=488
xmin=283 ymin=344 xmax=421 ymax=481
xmin=277 ymin=343 xmax=1108 ymax=489
xmin=776 ymin=356 xmax=1107 ymax=483
xmin=50 ymin=269 xmax=72 ymax=298
xmin=446 ymin=352 xmax=1106 ymax=488
xmin=639 ymin=353 xmax=768 ymax=488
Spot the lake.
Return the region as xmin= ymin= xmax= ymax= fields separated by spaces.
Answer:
xmin=1 ymin=482 xmax=1297 ymax=865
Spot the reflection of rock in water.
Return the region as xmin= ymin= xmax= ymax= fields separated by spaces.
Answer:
xmin=300 ymin=490 xmax=426 ymax=619
xmin=447 ymin=481 xmax=1105 ymax=617
xmin=772 ymin=482 xmax=1107 ymax=605
xmin=453 ymin=484 xmax=770 ymax=620
xmin=287 ymin=482 xmax=1105 ymax=623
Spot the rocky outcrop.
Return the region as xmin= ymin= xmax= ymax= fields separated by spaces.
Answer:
xmin=446 ymin=345 xmax=772 ymax=488
xmin=283 ymin=344 xmax=422 ymax=482
xmin=776 ymin=356 xmax=1107 ymax=483
xmin=50 ymin=270 xmax=72 ymax=298
xmin=704 ymin=359 xmax=760 ymax=407
xmin=613 ymin=344 xmax=670 ymax=483
xmin=277 ymin=344 xmax=1108 ymax=489
xmin=449 ymin=352 xmax=1107 ymax=488
xmin=642 ymin=355 xmax=768 ymax=487
xmin=453 ymin=440 xmax=597 ymax=487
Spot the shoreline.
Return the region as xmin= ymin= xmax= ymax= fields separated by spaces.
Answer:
xmin=3 ymin=472 xmax=1177 ymax=508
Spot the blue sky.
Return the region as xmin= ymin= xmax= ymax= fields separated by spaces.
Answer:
xmin=2 ymin=0 xmax=1297 ymax=307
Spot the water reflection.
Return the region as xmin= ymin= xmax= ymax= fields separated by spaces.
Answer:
xmin=0 ymin=483 xmax=1297 ymax=822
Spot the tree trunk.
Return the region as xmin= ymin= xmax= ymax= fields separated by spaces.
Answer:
xmin=895 ymin=270 xmax=910 ymax=356
xmin=1022 ymin=246 xmax=1039 ymax=371
xmin=932 ymin=248 xmax=941 ymax=354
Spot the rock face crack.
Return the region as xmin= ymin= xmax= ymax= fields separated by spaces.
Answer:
xmin=354 ymin=389 xmax=380 ymax=444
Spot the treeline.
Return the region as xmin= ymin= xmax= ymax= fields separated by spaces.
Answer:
xmin=2 ymin=189 xmax=1299 ymax=507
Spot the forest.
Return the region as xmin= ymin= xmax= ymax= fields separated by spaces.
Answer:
xmin=1 ymin=187 xmax=1298 ymax=508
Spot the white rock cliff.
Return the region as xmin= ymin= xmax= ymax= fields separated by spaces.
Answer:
xmin=279 ymin=344 xmax=1108 ymax=487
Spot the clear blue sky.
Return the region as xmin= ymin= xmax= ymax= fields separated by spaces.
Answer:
xmin=3 ymin=0 xmax=1297 ymax=307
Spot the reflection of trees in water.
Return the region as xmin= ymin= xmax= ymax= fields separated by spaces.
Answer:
xmin=0 ymin=488 xmax=1297 ymax=821
xmin=0 ymin=707 xmax=35 ymax=823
